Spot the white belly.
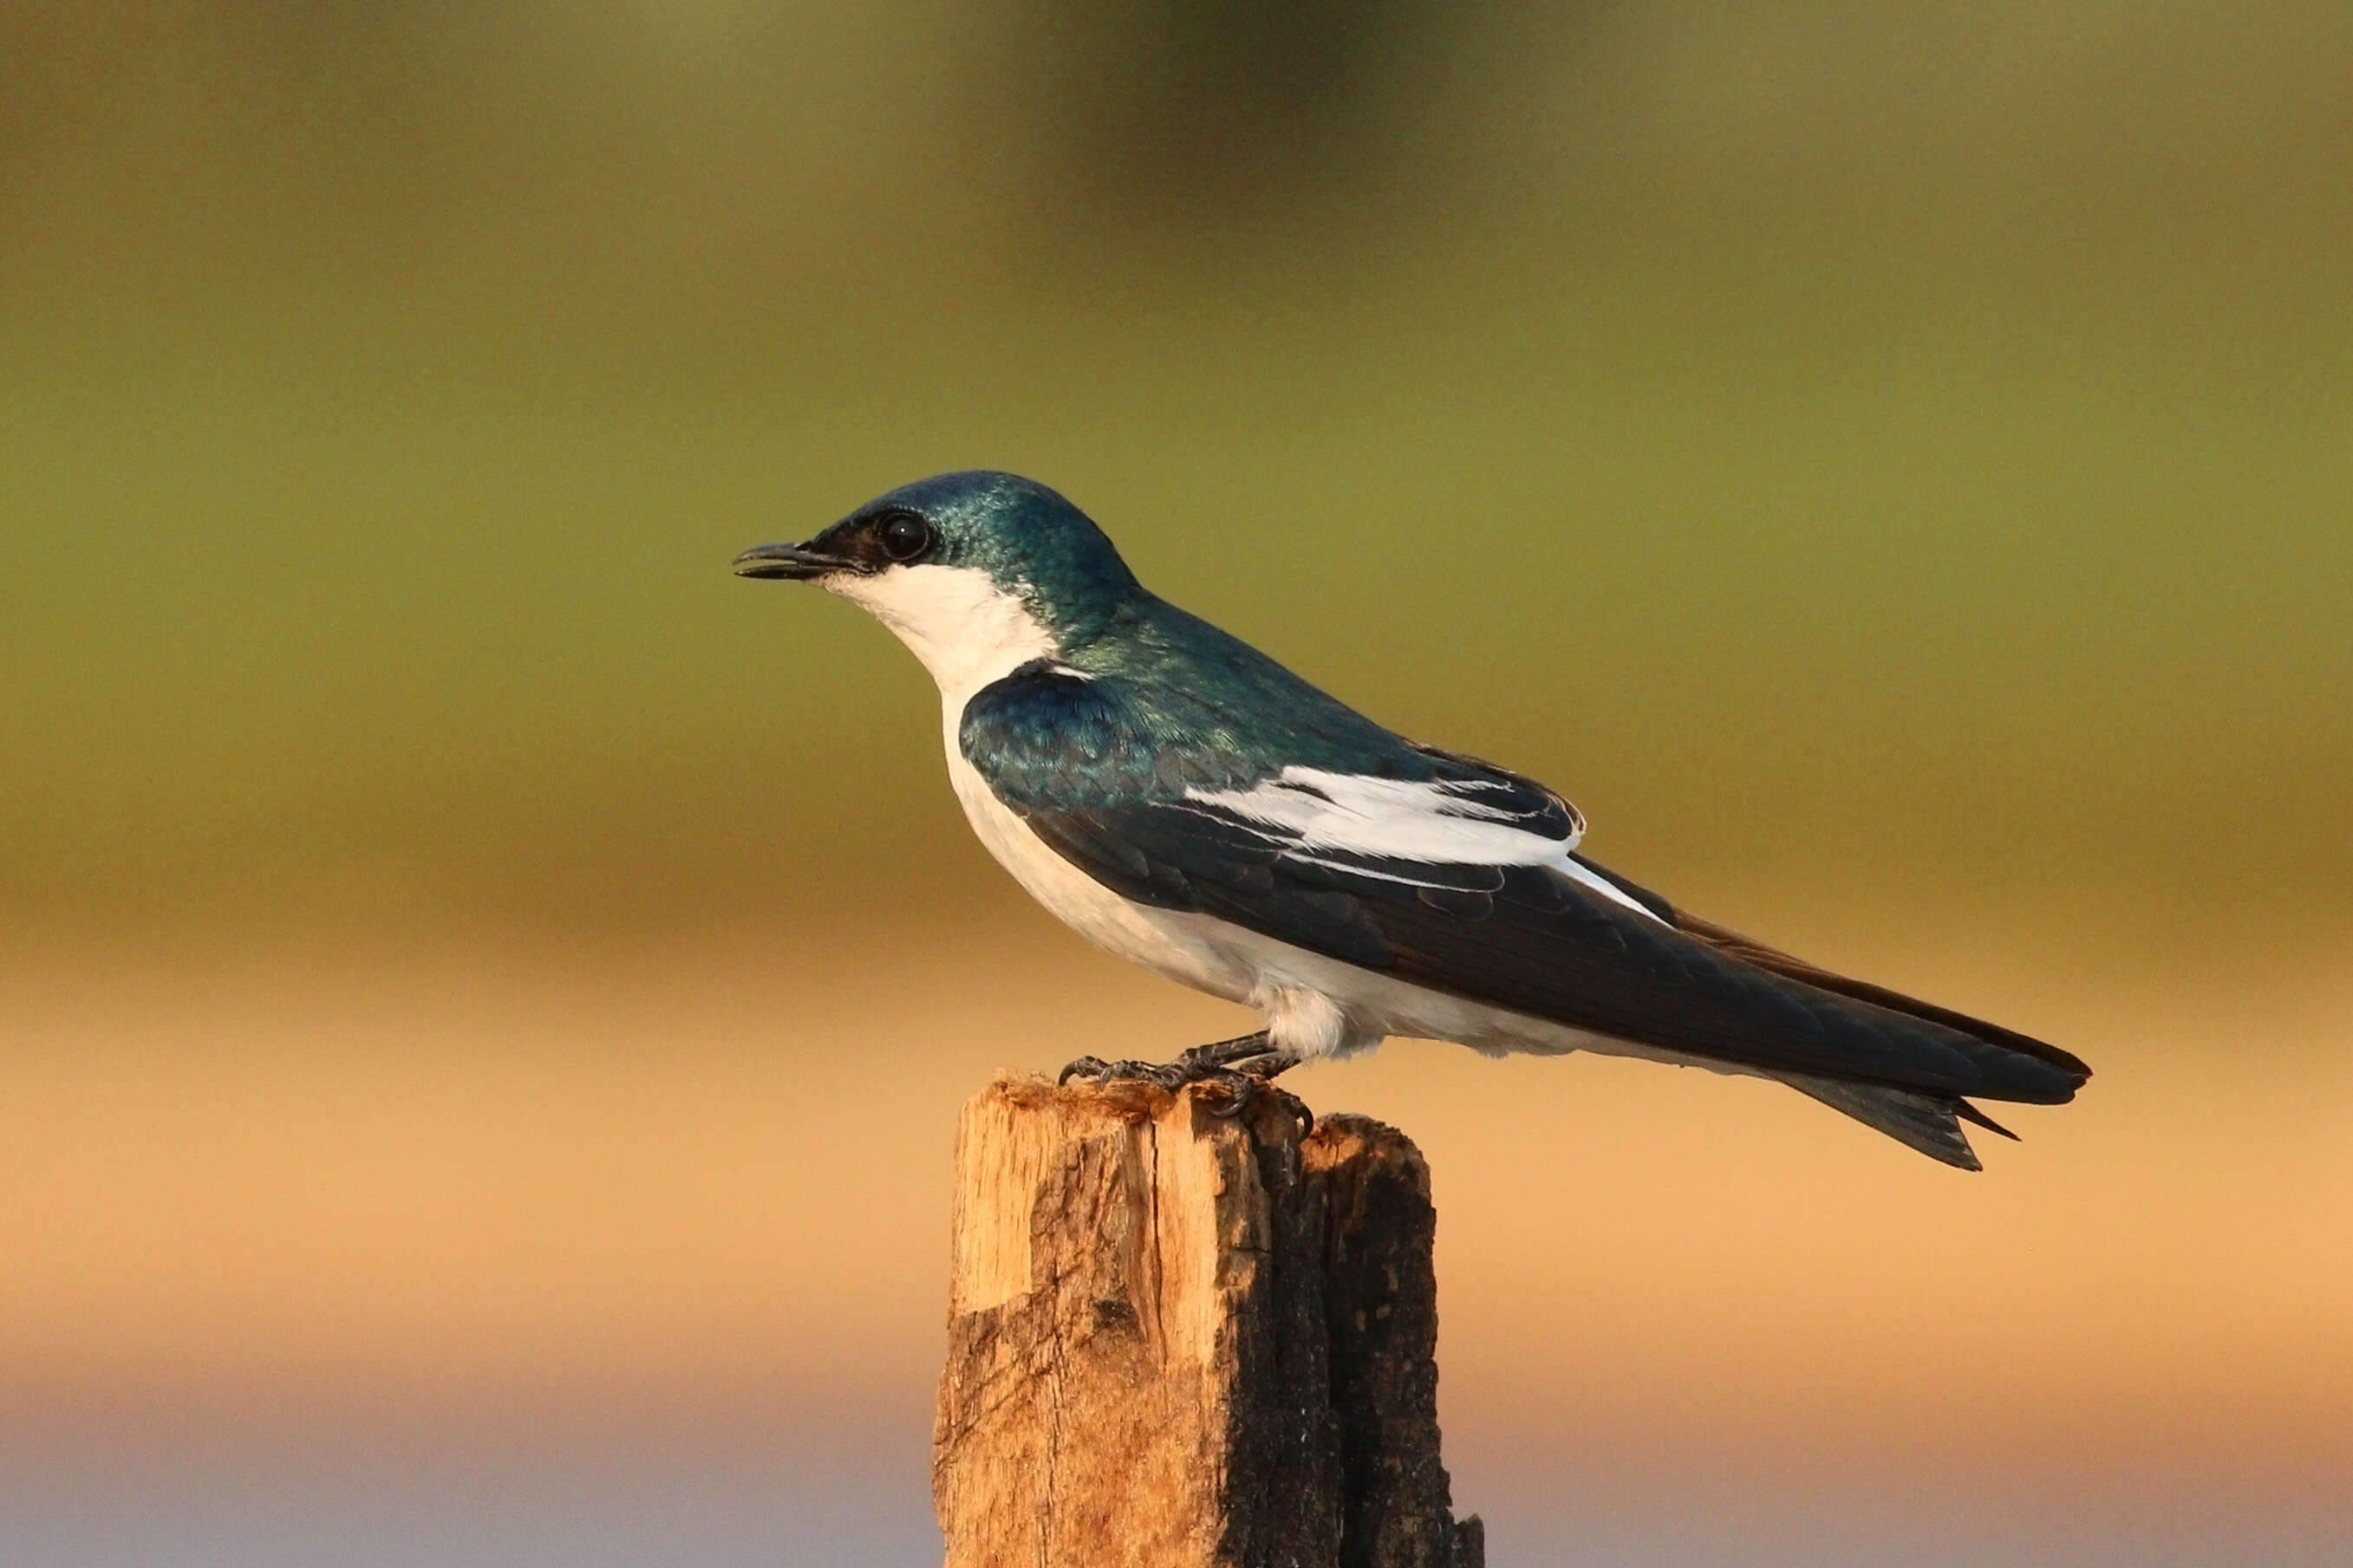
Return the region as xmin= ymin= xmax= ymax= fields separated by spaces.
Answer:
xmin=945 ymin=744 xmax=1260 ymax=1007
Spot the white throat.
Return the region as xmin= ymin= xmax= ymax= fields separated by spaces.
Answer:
xmin=825 ymin=563 xmax=1061 ymax=706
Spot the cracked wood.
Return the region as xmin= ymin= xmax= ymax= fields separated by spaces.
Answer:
xmin=934 ymin=1076 xmax=1483 ymax=1568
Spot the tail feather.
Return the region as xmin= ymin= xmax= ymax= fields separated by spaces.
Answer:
xmin=1953 ymin=1097 xmax=2020 ymax=1141
xmin=1777 ymin=1072 xmax=1990 ymax=1171
xmin=1542 ymin=857 xmax=2089 ymax=1166
xmin=1666 ymin=907 xmax=2092 ymax=1102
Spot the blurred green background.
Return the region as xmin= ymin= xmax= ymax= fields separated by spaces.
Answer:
xmin=9 ymin=0 xmax=2347 ymax=950
xmin=4 ymin=4 xmax=2350 ymax=1566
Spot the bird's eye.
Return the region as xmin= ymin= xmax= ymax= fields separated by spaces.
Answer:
xmin=877 ymin=512 xmax=932 ymax=563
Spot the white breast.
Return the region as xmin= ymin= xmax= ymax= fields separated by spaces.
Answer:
xmin=827 ymin=561 xmax=1256 ymax=1008
xmin=942 ymin=742 xmax=1259 ymax=1003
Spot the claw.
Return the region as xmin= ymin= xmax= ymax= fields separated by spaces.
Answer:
xmin=1285 ymin=1093 xmax=1315 ymax=1136
xmin=1200 ymin=1067 xmax=1258 ymax=1118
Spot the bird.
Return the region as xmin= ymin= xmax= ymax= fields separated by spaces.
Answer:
xmin=734 ymin=471 xmax=2089 ymax=1169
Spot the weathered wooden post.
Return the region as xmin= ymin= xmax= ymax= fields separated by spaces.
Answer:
xmin=933 ymin=1075 xmax=1484 ymax=1568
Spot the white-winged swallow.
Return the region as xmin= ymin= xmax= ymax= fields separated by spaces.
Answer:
xmin=736 ymin=472 xmax=2089 ymax=1168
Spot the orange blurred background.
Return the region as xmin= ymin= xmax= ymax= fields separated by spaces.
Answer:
xmin=4 ymin=4 xmax=2350 ymax=1565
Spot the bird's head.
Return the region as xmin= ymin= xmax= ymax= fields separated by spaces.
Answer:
xmin=733 ymin=471 xmax=1142 ymax=699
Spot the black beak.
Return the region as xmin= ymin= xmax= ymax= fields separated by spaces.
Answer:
xmin=733 ymin=542 xmax=855 ymax=581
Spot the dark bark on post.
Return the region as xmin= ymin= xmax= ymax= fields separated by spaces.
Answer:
xmin=933 ymin=1076 xmax=1483 ymax=1568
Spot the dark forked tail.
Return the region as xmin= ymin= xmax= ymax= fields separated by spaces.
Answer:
xmin=1665 ymin=907 xmax=2090 ymax=1169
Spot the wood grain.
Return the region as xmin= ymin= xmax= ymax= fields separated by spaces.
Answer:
xmin=935 ymin=1076 xmax=1482 ymax=1568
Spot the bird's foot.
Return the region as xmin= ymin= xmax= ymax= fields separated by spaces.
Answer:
xmin=1057 ymin=1032 xmax=1307 ymax=1125
xmin=1170 ymin=1031 xmax=1300 ymax=1081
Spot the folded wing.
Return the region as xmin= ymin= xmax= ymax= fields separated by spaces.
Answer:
xmin=961 ymin=662 xmax=2089 ymax=1163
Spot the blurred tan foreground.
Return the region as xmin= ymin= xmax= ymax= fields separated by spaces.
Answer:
xmin=5 ymin=908 xmax=2348 ymax=1551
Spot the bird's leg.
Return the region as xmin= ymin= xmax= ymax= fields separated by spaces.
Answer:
xmin=1172 ymin=1031 xmax=1299 ymax=1078
xmin=1057 ymin=1031 xmax=1305 ymax=1122
xmin=1170 ymin=1032 xmax=1305 ymax=1120
xmin=1058 ymin=1031 xmax=1279 ymax=1086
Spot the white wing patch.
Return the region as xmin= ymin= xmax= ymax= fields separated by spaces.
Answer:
xmin=1184 ymin=765 xmax=1668 ymax=926
xmin=1186 ymin=766 xmax=1574 ymax=862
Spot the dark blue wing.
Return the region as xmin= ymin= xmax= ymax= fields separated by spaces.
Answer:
xmin=960 ymin=661 xmax=2087 ymax=1107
